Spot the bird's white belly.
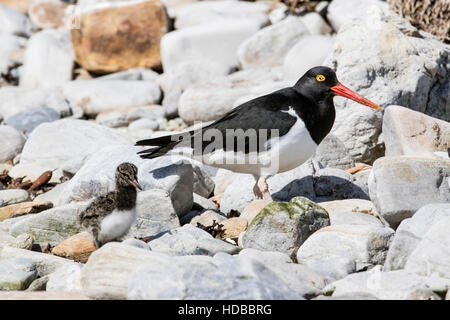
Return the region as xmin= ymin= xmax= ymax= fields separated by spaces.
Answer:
xmin=166 ymin=108 xmax=317 ymax=176
xmin=99 ymin=209 xmax=136 ymax=243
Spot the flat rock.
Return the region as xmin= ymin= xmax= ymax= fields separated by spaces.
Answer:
xmin=4 ymin=107 xmax=60 ymax=136
xmin=52 ymin=232 xmax=96 ymax=263
xmin=324 ymin=266 xmax=449 ymax=300
xmin=9 ymin=201 xmax=89 ymax=246
xmin=161 ymin=20 xmax=261 ymax=73
xmin=128 ymin=252 xmax=302 ymax=300
xmin=13 ymin=119 xmax=134 ymax=178
xmin=385 ymin=203 xmax=450 ymax=271
xmin=0 ymin=189 xmax=29 ymax=207
xmin=0 ymin=246 xmax=77 ymax=277
xmin=296 ymin=224 xmax=394 ymax=281
xmin=383 ymin=105 xmax=450 ymax=158
xmin=46 ymin=263 xmax=83 ymax=293
xmin=19 ymin=29 xmax=74 ymax=89
xmin=62 ymin=80 xmax=161 ymax=116
xmin=283 ymin=34 xmax=335 ymax=80
xmin=0 ymin=125 xmax=25 ymax=163
xmin=95 ymin=105 xmax=165 ymax=128
xmin=58 ymin=145 xmax=194 ymax=218
xmin=368 ymin=157 xmax=450 ymax=228
xmin=242 ymin=197 xmax=330 ymax=256
xmin=71 ymin=0 xmax=169 ymax=73
xmin=0 ymin=3 xmax=32 ymax=36
xmin=0 ymin=257 xmax=37 ymax=290
xmin=0 ymin=201 xmax=53 ymax=222
xmin=237 ymin=16 xmax=310 ymax=69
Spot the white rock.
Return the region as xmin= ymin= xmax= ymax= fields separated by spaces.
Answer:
xmin=324 ymin=7 xmax=450 ymax=163
xmin=0 ymin=125 xmax=25 ymax=163
xmin=368 ymin=157 xmax=450 ymax=228
xmin=296 ymin=224 xmax=394 ymax=281
xmin=385 ymin=203 xmax=450 ymax=271
xmin=46 ymin=263 xmax=83 ymax=293
xmin=161 ymin=20 xmax=261 ymax=73
xmin=237 ymin=16 xmax=310 ymax=69
xmin=300 ymin=12 xmax=332 ymax=35
xmin=62 ymin=80 xmax=161 ymax=116
xmin=171 ymin=0 xmax=269 ymax=29
xmin=405 ymin=216 xmax=450 ymax=279
xmin=0 ymin=34 xmax=26 ymax=75
xmin=14 ymin=119 xmax=134 ymax=177
xmin=95 ymin=68 xmax=159 ymax=81
xmin=0 ymin=87 xmax=72 ymax=119
xmin=0 ymin=257 xmax=37 ymax=290
xmin=19 ymin=29 xmax=74 ymax=89
xmin=0 ymin=3 xmax=33 ymax=37
xmin=0 ymin=189 xmax=29 ymax=207
xmin=324 ymin=266 xmax=449 ymax=300
xmin=283 ymin=35 xmax=335 ymax=80
xmin=312 ymin=134 xmax=354 ymax=169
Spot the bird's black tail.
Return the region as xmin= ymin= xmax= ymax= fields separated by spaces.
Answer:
xmin=135 ymin=132 xmax=191 ymax=159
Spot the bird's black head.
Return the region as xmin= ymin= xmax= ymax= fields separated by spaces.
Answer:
xmin=293 ymin=66 xmax=380 ymax=110
xmin=115 ymin=162 xmax=142 ymax=190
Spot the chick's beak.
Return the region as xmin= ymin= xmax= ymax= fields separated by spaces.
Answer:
xmin=331 ymin=83 xmax=381 ymax=110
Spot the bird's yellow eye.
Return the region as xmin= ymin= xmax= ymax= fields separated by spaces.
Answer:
xmin=316 ymin=74 xmax=326 ymax=82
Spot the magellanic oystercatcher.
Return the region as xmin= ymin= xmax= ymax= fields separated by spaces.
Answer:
xmin=136 ymin=66 xmax=380 ymax=201
xmin=78 ymin=163 xmax=142 ymax=248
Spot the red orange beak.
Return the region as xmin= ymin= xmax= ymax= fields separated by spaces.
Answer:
xmin=331 ymin=83 xmax=381 ymax=111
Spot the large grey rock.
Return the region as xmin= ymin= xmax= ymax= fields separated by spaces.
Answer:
xmin=324 ymin=6 xmax=450 ymax=164
xmin=158 ymin=60 xmax=229 ymax=117
xmin=0 ymin=246 xmax=77 ymax=277
xmin=383 ymin=105 xmax=450 ymax=158
xmin=283 ymin=35 xmax=335 ymax=80
xmin=405 ymin=216 xmax=450 ymax=279
xmin=4 ymin=107 xmax=60 ymax=135
xmin=368 ymin=157 xmax=450 ymax=228
xmin=172 ymin=1 xmax=270 ymax=29
xmin=0 ymin=257 xmax=37 ymax=290
xmin=128 ymin=252 xmax=302 ymax=300
xmin=237 ymin=16 xmax=310 ymax=69
xmin=11 ymin=119 xmax=134 ymax=179
xmin=296 ymin=224 xmax=394 ymax=281
xmin=178 ymin=66 xmax=283 ymax=124
xmin=385 ymin=204 xmax=450 ymax=271
xmin=147 ymin=224 xmax=236 ymax=256
xmin=0 ymin=125 xmax=25 ymax=163
xmin=0 ymin=87 xmax=72 ymax=119
xmin=62 ymin=80 xmax=161 ymax=116
xmin=324 ymin=266 xmax=449 ymax=300
xmin=242 ymin=197 xmax=330 ymax=256
xmin=0 ymin=189 xmax=29 ymax=207
xmin=161 ymin=20 xmax=261 ymax=73
xmin=9 ymin=202 xmax=89 ymax=246
xmin=19 ymin=29 xmax=74 ymax=89
xmin=0 ymin=3 xmax=33 ymax=37
xmin=239 ymin=248 xmax=326 ymax=298
xmin=46 ymin=264 xmax=83 ymax=293
xmin=0 ymin=34 xmax=26 ymax=76
xmin=59 ymin=145 xmax=194 ymax=217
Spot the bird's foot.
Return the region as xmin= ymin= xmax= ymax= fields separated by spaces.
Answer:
xmin=253 ymin=176 xmax=273 ymax=201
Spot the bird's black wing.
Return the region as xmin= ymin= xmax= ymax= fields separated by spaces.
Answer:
xmin=136 ymin=88 xmax=299 ymax=158
xmin=78 ymin=192 xmax=116 ymax=229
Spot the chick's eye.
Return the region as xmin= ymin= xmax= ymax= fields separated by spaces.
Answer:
xmin=316 ymin=74 xmax=326 ymax=82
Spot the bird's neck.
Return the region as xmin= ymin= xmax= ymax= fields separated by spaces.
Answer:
xmin=115 ymin=184 xmax=137 ymax=210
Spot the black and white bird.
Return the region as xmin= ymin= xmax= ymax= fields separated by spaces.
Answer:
xmin=78 ymin=162 xmax=142 ymax=248
xmin=136 ymin=66 xmax=380 ymax=200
